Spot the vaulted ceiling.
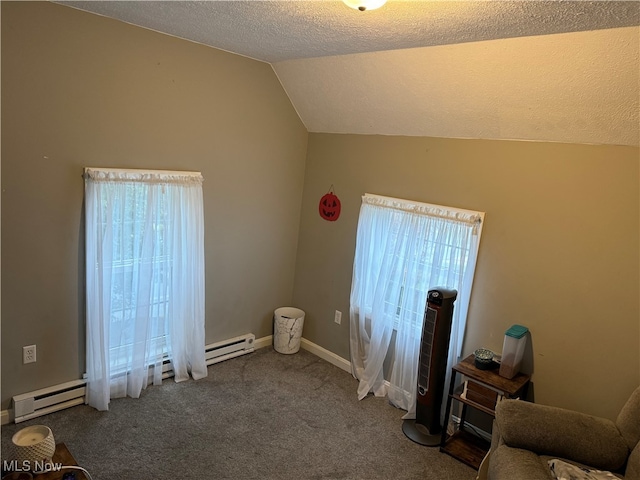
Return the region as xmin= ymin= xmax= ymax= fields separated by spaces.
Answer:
xmin=58 ymin=1 xmax=640 ymax=146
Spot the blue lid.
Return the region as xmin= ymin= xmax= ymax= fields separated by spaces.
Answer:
xmin=506 ymin=324 xmax=528 ymax=339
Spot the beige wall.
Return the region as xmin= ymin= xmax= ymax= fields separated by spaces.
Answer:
xmin=1 ymin=2 xmax=308 ymax=409
xmin=293 ymin=133 xmax=639 ymax=421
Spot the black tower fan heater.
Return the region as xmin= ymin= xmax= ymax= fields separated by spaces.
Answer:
xmin=402 ymin=287 xmax=457 ymax=446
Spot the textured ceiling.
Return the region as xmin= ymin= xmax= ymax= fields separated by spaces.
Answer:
xmin=274 ymin=26 xmax=639 ymax=146
xmin=57 ymin=1 xmax=640 ymax=146
xmin=59 ymin=1 xmax=640 ymax=63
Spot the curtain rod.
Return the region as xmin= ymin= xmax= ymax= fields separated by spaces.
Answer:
xmin=363 ymin=193 xmax=484 ymax=226
xmin=83 ymin=167 xmax=201 ymax=176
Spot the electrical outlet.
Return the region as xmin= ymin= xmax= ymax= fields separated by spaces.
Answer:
xmin=23 ymin=345 xmax=36 ymax=364
xmin=334 ymin=310 xmax=342 ymax=325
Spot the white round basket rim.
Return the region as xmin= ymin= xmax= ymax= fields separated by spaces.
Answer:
xmin=274 ymin=307 xmax=305 ymax=319
xmin=12 ymin=425 xmax=53 ymax=447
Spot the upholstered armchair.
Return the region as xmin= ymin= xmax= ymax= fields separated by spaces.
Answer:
xmin=488 ymin=386 xmax=640 ymax=480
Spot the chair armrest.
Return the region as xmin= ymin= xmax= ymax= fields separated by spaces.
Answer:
xmin=495 ymin=400 xmax=629 ymax=471
xmin=488 ymin=445 xmax=552 ymax=480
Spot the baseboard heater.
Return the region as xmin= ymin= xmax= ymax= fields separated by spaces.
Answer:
xmin=159 ymin=333 xmax=256 ymax=378
xmin=204 ymin=333 xmax=255 ymax=366
xmin=13 ymin=379 xmax=87 ymax=424
xmin=12 ymin=333 xmax=256 ymax=423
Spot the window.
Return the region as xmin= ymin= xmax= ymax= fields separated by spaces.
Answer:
xmin=106 ymin=181 xmax=171 ymax=375
xmin=349 ymin=194 xmax=484 ymax=417
xmin=84 ymin=168 xmax=207 ymax=411
xmin=385 ymin=210 xmax=475 ymax=328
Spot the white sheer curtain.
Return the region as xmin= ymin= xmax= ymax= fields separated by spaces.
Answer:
xmin=84 ymin=168 xmax=207 ymax=411
xmin=349 ymin=194 xmax=484 ymax=419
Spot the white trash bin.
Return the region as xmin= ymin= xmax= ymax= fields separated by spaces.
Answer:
xmin=273 ymin=307 xmax=305 ymax=354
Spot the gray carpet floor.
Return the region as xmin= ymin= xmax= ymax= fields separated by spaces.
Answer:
xmin=1 ymin=347 xmax=476 ymax=480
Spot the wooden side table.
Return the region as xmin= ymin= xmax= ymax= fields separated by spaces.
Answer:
xmin=440 ymin=354 xmax=530 ymax=469
xmin=33 ymin=443 xmax=87 ymax=480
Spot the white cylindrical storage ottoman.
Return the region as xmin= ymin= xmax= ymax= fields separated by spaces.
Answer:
xmin=273 ymin=307 xmax=305 ymax=354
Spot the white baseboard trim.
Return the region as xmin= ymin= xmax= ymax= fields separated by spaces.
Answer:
xmin=300 ymin=338 xmax=351 ymax=373
xmin=254 ymin=335 xmax=273 ymax=350
xmin=254 ymin=335 xmax=351 ymax=374
xmin=1 ymin=409 xmax=13 ymax=426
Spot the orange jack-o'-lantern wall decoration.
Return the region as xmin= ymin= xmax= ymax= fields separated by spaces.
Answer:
xmin=319 ymin=187 xmax=341 ymax=221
